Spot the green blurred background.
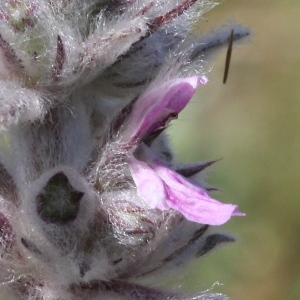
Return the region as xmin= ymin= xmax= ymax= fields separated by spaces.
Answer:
xmin=169 ymin=1 xmax=300 ymax=299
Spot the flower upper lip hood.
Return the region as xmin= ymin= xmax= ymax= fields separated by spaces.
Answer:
xmin=120 ymin=76 xmax=208 ymax=144
xmin=117 ymin=76 xmax=244 ymax=225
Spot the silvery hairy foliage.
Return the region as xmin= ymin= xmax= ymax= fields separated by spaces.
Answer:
xmin=0 ymin=0 xmax=249 ymax=299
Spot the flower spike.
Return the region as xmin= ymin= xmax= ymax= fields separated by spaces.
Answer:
xmin=0 ymin=0 xmax=249 ymax=298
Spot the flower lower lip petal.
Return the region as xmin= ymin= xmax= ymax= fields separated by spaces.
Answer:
xmin=130 ymin=145 xmax=244 ymax=226
xmin=165 ymin=184 xmax=243 ymax=225
xmin=130 ymin=156 xmax=168 ymax=210
xmin=154 ymin=159 xmax=244 ymax=225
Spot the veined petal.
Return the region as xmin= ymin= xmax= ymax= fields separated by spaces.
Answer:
xmin=129 ymin=156 xmax=168 ymax=210
xmin=150 ymin=159 xmax=244 ymax=225
xmin=121 ymin=76 xmax=207 ymax=143
xmin=131 ymin=145 xmax=244 ymax=226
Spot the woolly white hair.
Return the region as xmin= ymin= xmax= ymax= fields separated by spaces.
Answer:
xmin=0 ymin=0 xmax=249 ymax=299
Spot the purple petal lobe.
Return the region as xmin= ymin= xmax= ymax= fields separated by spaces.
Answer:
xmin=130 ymin=156 xmax=168 ymax=210
xmin=150 ymin=159 xmax=244 ymax=225
xmin=130 ymin=145 xmax=244 ymax=226
xmin=121 ymin=76 xmax=207 ymax=143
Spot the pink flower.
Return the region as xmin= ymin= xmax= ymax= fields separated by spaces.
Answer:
xmin=120 ymin=77 xmax=244 ymax=225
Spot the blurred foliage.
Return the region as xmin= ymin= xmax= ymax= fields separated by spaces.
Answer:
xmin=169 ymin=1 xmax=300 ymax=299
